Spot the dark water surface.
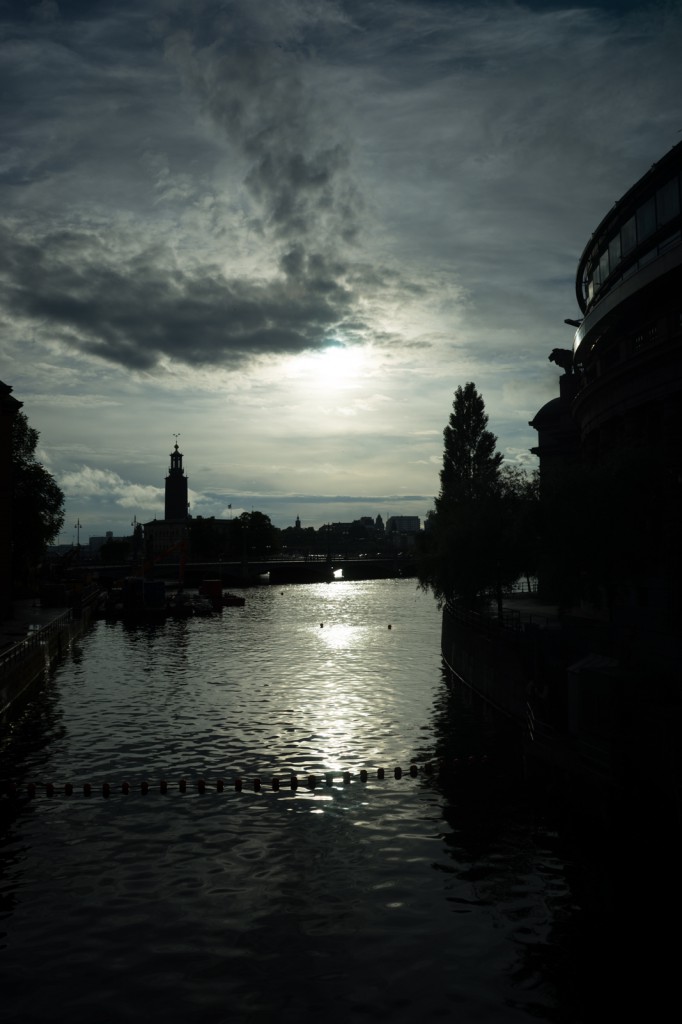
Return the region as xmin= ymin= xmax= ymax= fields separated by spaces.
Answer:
xmin=0 ymin=580 xmax=639 ymax=1022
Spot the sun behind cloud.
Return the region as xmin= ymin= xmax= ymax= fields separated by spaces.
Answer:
xmin=288 ymin=344 xmax=370 ymax=392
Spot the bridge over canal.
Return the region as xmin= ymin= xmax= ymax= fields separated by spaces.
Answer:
xmin=93 ymin=556 xmax=416 ymax=587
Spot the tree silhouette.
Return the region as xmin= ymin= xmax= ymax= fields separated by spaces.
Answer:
xmin=11 ymin=411 xmax=65 ymax=591
xmin=417 ymin=383 xmax=536 ymax=609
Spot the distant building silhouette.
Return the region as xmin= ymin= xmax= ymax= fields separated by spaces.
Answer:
xmin=386 ymin=516 xmax=420 ymax=534
xmin=144 ymin=439 xmax=191 ymax=565
xmin=165 ymin=440 xmax=189 ymax=521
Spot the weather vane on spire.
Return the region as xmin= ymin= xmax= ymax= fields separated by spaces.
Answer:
xmin=172 ymin=432 xmax=180 ymax=448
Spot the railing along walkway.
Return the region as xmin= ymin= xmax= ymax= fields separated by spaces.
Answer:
xmin=0 ymin=609 xmax=73 ymax=680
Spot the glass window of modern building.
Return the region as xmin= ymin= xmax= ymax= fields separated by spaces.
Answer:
xmin=620 ymin=215 xmax=637 ymax=255
xmin=656 ymin=177 xmax=680 ymax=225
xmin=636 ymin=196 xmax=656 ymax=241
xmin=608 ymin=233 xmax=621 ymax=269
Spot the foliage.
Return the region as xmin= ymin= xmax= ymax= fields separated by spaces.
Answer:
xmin=11 ymin=411 xmax=65 ymax=589
xmin=416 ymin=383 xmax=538 ymax=609
xmin=228 ymin=511 xmax=281 ymax=559
xmin=437 ymin=382 xmax=503 ymax=507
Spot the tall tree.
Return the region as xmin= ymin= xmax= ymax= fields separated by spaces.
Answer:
xmin=11 ymin=411 xmax=65 ymax=591
xmin=437 ymin=382 xmax=503 ymax=507
xmin=417 ymin=383 xmax=535 ymax=609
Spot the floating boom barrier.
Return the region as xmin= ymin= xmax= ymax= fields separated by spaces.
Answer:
xmin=1 ymin=756 xmax=491 ymax=800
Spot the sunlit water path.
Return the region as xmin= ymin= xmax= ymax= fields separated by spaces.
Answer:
xmin=1 ymin=580 xmax=620 ymax=1022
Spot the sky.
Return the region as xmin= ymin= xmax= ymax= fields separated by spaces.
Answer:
xmin=2 ymin=0 xmax=681 ymax=542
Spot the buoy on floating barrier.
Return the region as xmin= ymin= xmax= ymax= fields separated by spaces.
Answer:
xmin=6 ymin=756 xmax=486 ymax=802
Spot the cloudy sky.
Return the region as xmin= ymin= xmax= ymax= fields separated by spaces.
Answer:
xmin=2 ymin=0 xmax=681 ymax=541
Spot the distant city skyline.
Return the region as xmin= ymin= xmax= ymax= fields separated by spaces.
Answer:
xmin=2 ymin=1 xmax=681 ymax=540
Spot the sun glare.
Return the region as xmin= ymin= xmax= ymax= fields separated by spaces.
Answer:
xmin=290 ymin=345 xmax=368 ymax=391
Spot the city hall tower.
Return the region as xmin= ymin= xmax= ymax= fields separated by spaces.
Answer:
xmin=165 ymin=437 xmax=189 ymax=521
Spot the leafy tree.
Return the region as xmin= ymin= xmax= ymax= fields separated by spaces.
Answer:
xmin=229 ymin=511 xmax=281 ymax=559
xmin=438 ymin=382 xmax=503 ymax=506
xmin=416 ymin=383 xmax=537 ymax=609
xmin=11 ymin=411 xmax=65 ymax=590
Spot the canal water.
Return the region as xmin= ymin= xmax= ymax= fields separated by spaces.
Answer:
xmin=0 ymin=579 xmax=650 ymax=1022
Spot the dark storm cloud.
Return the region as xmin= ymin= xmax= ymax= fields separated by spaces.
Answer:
xmin=163 ymin=7 xmax=364 ymax=244
xmin=0 ymin=0 xmax=384 ymax=372
xmin=0 ymin=225 xmax=357 ymax=370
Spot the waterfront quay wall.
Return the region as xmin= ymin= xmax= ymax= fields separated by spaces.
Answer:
xmin=441 ymin=603 xmax=532 ymax=723
xmin=0 ymin=584 xmax=100 ymax=722
xmin=441 ymin=601 xmax=631 ymax=809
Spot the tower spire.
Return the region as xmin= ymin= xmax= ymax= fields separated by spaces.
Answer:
xmin=165 ymin=436 xmax=188 ymax=520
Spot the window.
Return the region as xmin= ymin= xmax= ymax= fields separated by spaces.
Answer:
xmin=656 ymin=177 xmax=680 ymax=225
xmin=599 ymin=249 xmax=610 ymax=282
xmin=592 ymin=260 xmax=601 ymax=286
xmin=608 ymin=234 xmax=621 ymax=269
xmin=636 ymin=196 xmax=656 ymax=241
xmin=621 ymin=215 xmax=637 ymax=255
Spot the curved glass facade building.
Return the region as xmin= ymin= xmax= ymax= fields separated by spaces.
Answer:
xmin=530 ymin=142 xmax=682 ymax=681
xmin=572 ymin=141 xmax=682 ymax=450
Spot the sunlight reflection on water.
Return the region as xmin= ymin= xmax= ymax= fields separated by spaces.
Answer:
xmin=0 ymin=579 xmax=588 ymax=1023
